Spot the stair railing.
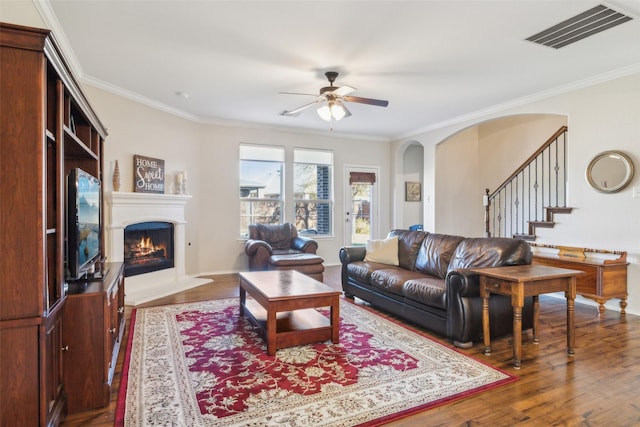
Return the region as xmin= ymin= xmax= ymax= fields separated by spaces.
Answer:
xmin=484 ymin=126 xmax=569 ymax=239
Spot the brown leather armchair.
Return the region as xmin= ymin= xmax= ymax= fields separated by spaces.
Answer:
xmin=244 ymin=223 xmax=324 ymax=281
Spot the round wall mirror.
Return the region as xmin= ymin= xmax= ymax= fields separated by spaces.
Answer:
xmin=586 ymin=150 xmax=634 ymax=193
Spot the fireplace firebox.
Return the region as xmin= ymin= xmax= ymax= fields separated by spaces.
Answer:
xmin=124 ymin=221 xmax=174 ymax=277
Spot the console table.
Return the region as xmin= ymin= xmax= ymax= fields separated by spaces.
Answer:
xmin=471 ymin=265 xmax=584 ymax=369
xmin=530 ymin=243 xmax=628 ymax=317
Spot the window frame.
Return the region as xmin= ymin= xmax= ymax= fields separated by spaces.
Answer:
xmin=239 ymin=144 xmax=285 ymax=237
xmin=293 ymin=148 xmax=334 ymax=237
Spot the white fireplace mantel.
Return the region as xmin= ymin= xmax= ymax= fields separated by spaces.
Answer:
xmin=105 ymin=191 xmax=209 ymax=305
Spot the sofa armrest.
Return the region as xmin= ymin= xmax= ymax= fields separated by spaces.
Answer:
xmin=291 ymin=235 xmax=318 ymax=253
xmin=339 ymin=246 xmax=367 ymax=265
xmin=245 ymin=239 xmax=273 ymax=271
xmin=446 ymin=268 xmax=480 ymax=298
xmin=244 ymin=239 xmax=272 ymax=256
xmin=445 ymin=268 xmax=481 ymax=345
xmin=339 ymin=246 xmax=367 ymax=294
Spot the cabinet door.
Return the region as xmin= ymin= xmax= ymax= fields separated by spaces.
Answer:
xmin=43 ymin=310 xmax=66 ymax=426
xmin=108 ymin=269 xmax=125 ymax=386
xmin=63 ymin=294 xmax=106 ymax=413
xmin=107 ymin=288 xmax=118 ymax=376
xmin=116 ymin=274 xmax=126 ymax=339
xmin=0 ymin=322 xmax=40 ymax=427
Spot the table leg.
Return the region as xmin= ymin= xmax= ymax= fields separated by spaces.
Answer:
xmin=532 ymin=295 xmax=539 ymax=344
xmin=267 ymin=303 xmax=277 ymax=356
xmin=331 ymin=297 xmax=340 ymax=344
xmin=513 ymin=305 xmax=522 ymax=369
xmin=481 ymin=282 xmax=491 ymax=356
xmin=567 ymin=293 xmax=575 ymax=357
xmin=239 ymin=285 xmax=246 ymax=316
xmin=596 ymin=300 xmax=606 ymax=318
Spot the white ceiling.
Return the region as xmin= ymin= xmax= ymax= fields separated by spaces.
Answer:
xmin=43 ymin=0 xmax=640 ymax=141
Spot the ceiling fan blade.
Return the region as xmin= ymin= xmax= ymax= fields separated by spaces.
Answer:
xmin=342 ymin=103 xmax=352 ymax=119
xmin=280 ymin=99 xmax=323 ymax=116
xmin=343 ymin=95 xmax=389 ymax=107
xmin=279 ymin=91 xmax=322 ymax=97
xmin=333 ymin=85 xmax=356 ymax=96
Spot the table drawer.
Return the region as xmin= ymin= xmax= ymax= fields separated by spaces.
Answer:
xmin=482 ymin=277 xmax=513 ymax=295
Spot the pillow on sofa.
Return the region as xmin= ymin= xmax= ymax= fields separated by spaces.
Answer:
xmin=364 ymin=236 xmax=399 ymax=266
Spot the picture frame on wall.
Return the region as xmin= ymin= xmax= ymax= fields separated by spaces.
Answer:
xmin=405 ymin=181 xmax=421 ymax=202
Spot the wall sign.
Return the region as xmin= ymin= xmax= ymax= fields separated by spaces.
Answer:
xmin=134 ymin=154 xmax=165 ymax=193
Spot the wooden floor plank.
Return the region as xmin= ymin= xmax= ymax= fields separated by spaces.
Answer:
xmin=61 ymin=265 xmax=640 ymax=426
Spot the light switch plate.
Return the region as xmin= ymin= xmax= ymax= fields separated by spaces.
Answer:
xmin=633 ymin=187 xmax=640 ymax=198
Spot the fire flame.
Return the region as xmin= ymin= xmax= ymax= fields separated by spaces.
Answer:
xmin=136 ymin=236 xmax=164 ymax=255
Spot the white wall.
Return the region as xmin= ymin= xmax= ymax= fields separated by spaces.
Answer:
xmin=434 ymin=126 xmax=482 ymax=237
xmin=83 ymin=86 xmax=392 ymax=276
xmin=0 ymin=1 xmax=46 ymax=28
xmin=401 ymin=143 xmax=423 ymax=228
xmin=394 ymin=73 xmax=640 ymax=315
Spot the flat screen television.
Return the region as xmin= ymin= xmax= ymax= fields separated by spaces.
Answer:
xmin=67 ymin=168 xmax=101 ymax=279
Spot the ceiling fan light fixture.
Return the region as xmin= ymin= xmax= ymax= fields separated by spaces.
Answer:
xmin=317 ymin=101 xmax=346 ymax=121
xmin=332 ymin=101 xmax=346 ymax=120
xmin=317 ymin=104 xmax=332 ymax=121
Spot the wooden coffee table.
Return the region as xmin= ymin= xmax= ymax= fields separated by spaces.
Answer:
xmin=239 ymin=270 xmax=341 ymax=356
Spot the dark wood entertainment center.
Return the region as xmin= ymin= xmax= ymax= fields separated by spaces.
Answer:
xmin=0 ymin=23 xmax=125 ymax=426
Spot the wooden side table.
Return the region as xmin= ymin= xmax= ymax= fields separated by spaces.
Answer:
xmin=470 ymin=265 xmax=584 ymax=369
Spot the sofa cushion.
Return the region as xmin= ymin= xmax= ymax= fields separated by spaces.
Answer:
xmin=364 ymin=236 xmax=399 ymax=266
xmin=269 ymin=253 xmax=324 ymax=266
xmin=370 ymin=268 xmax=427 ymax=296
xmin=388 ymin=229 xmax=428 ymax=271
xmin=272 ymin=248 xmax=302 ymax=256
xmin=254 ymin=223 xmax=292 ymax=250
xmin=415 ymin=233 xmax=465 ymax=279
xmin=346 ymin=261 xmax=391 ymax=284
xmin=403 ymin=277 xmax=448 ymax=310
xmin=447 ymin=237 xmax=532 ymax=272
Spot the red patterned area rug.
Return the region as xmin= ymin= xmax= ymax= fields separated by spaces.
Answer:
xmin=116 ymin=298 xmax=516 ymax=426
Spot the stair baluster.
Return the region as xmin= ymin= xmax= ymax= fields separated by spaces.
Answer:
xmin=484 ymin=126 xmax=571 ymax=240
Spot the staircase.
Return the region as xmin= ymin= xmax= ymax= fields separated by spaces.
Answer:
xmin=484 ymin=126 xmax=571 ymax=240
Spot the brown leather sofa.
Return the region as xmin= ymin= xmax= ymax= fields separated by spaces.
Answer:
xmin=244 ymin=223 xmax=324 ymax=281
xmin=339 ymin=229 xmax=534 ymax=347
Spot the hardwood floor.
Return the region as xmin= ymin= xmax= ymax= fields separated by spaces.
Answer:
xmin=62 ymin=266 xmax=640 ymax=426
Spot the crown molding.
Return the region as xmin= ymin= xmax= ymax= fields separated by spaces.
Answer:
xmin=33 ymin=0 xmax=85 ymax=79
xmin=395 ymin=63 xmax=640 ymax=141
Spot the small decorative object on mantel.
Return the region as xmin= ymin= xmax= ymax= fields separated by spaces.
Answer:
xmin=112 ymin=160 xmax=121 ymax=191
xmin=405 ymin=181 xmax=421 ymax=202
xmin=176 ymin=170 xmax=189 ymax=195
xmin=134 ymin=154 xmax=165 ymax=194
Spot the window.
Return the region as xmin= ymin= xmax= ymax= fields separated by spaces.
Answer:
xmin=294 ymin=148 xmax=333 ymax=236
xmin=239 ymin=145 xmax=284 ymax=236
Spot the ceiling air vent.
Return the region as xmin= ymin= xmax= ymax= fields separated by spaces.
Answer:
xmin=526 ymin=4 xmax=633 ymax=49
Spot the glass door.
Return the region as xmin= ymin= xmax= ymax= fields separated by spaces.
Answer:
xmin=345 ymin=167 xmax=378 ymax=246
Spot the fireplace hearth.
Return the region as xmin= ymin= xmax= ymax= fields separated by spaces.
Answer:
xmin=124 ymin=221 xmax=174 ymax=277
xmin=106 ymin=191 xmax=210 ymax=306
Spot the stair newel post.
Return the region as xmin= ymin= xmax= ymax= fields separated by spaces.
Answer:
xmin=483 ymin=188 xmax=491 ymax=237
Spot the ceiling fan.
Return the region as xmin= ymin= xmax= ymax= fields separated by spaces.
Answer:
xmin=280 ymin=71 xmax=389 ymax=121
